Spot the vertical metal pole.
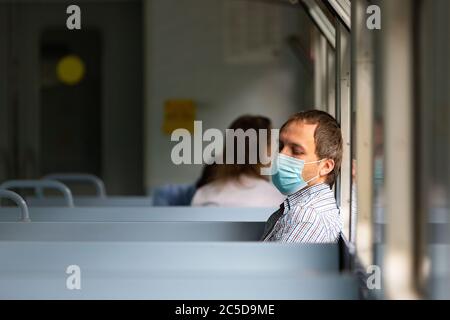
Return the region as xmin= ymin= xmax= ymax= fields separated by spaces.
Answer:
xmin=336 ymin=21 xmax=352 ymax=240
xmin=381 ymin=0 xmax=418 ymax=299
xmin=352 ymin=0 xmax=375 ymax=264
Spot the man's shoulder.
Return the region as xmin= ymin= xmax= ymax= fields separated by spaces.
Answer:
xmin=305 ymin=186 xmax=339 ymax=212
xmin=286 ymin=205 xmax=318 ymax=223
xmin=287 ymin=195 xmax=340 ymax=223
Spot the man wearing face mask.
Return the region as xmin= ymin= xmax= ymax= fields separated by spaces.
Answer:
xmin=261 ymin=110 xmax=343 ymax=243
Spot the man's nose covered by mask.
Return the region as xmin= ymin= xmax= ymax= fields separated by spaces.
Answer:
xmin=271 ymin=153 xmax=324 ymax=195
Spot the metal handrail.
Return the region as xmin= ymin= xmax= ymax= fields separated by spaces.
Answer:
xmin=0 ymin=180 xmax=74 ymax=207
xmin=42 ymin=173 xmax=106 ymax=198
xmin=0 ymin=189 xmax=30 ymax=222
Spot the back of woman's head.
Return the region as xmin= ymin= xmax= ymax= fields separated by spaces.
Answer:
xmin=228 ymin=115 xmax=272 ymax=132
xmin=214 ymin=115 xmax=272 ymax=183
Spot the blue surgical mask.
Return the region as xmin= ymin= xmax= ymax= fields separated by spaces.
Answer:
xmin=271 ymin=153 xmax=324 ymax=195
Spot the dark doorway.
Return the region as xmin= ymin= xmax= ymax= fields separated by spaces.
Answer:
xmin=40 ymin=29 xmax=102 ymax=179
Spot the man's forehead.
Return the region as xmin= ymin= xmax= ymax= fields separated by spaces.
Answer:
xmin=280 ymin=121 xmax=317 ymax=147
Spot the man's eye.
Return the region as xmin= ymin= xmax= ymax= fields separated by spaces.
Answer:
xmin=293 ymin=149 xmax=303 ymax=156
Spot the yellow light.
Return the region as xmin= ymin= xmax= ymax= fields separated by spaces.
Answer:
xmin=56 ymin=55 xmax=85 ymax=85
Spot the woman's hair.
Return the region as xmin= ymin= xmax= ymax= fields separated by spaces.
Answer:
xmin=212 ymin=115 xmax=273 ymax=184
xmin=195 ymin=163 xmax=218 ymax=189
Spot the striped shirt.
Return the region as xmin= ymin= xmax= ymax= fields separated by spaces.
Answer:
xmin=263 ymin=182 xmax=342 ymax=243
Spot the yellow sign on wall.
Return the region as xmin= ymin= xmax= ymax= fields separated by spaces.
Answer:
xmin=56 ymin=55 xmax=85 ymax=85
xmin=162 ymin=100 xmax=196 ymax=135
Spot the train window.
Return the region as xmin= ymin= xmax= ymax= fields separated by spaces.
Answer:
xmin=312 ymin=28 xmax=329 ymax=112
xmin=303 ymin=0 xmax=355 ymax=242
xmin=311 ymin=28 xmax=335 ymax=117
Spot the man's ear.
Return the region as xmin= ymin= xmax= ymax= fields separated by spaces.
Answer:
xmin=320 ymin=159 xmax=335 ymax=177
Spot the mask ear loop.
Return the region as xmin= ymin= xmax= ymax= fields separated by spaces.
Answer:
xmin=304 ymin=158 xmax=325 ymax=165
xmin=304 ymin=159 xmax=326 ymax=185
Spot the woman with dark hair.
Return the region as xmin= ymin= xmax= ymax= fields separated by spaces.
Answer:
xmin=191 ymin=115 xmax=285 ymax=207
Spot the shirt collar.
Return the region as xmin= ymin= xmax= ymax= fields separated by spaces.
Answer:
xmin=283 ymin=182 xmax=331 ymax=210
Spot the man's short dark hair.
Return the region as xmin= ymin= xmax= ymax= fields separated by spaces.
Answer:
xmin=280 ymin=110 xmax=343 ymax=186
